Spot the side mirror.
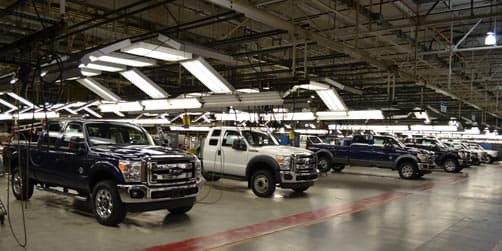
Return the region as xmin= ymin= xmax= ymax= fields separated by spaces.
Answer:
xmin=384 ymin=143 xmax=393 ymax=149
xmin=69 ymin=136 xmax=87 ymax=154
xmin=232 ymin=138 xmax=247 ymax=151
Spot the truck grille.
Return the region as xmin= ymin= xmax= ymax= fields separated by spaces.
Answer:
xmin=151 ymin=187 xmax=199 ymax=199
xmin=148 ymin=160 xmax=194 ymax=184
xmin=293 ymin=154 xmax=316 ymax=173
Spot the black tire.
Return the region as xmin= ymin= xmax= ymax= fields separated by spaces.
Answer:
xmin=416 ymin=172 xmax=425 ymax=178
xmin=332 ymin=164 xmax=345 ymax=172
xmin=487 ymin=155 xmax=494 ymax=164
xmin=292 ymin=185 xmax=310 ymax=193
xmin=92 ymin=180 xmax=127 ymax=226
xmin=250 ymin=169 xmax=275 ymax=197
xmin=202 ymin=171 xmax=220 ymax=182
xmin=11 ymin=168 xmax=34 ymax=200
xmin=168 ymin=205 xmax=194 ymax=215
xmin=317 ymin=155 xmax=332 ymax=172
xmin=442 ymin=158 xmax=460 ymax=173
xmin=398 ymin=161 xmax=418 ymax=179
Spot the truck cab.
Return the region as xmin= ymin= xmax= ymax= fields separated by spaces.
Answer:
xmin=201 ymin=127 xmax=319 ymax=197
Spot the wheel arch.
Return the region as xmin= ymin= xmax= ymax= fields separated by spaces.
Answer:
xmin=246 ymin=155 xmax=280 ymax=187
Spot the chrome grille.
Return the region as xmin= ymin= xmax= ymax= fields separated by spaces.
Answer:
xmin=148 ymin=161 xmax=194 ymax=184
xmin=292 ymin=154 xmax=316 ymax=172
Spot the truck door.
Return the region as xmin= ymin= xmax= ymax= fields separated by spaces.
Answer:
xmin=372 ymin=137 xmax=394 ymax=168
xmin=34 ymin=123 xmax=63 ymax=182
xmin=201 ymin=129 xmax=222 ymax=173
xmin=53 ymin=123 xmax=91 ymax=189
xmin=220 ymin=130 xmax=247 ymax=176
xmin=349 ymin=143 xmax=373 ymax=166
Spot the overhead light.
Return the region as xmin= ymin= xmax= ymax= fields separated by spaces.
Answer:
xmin=298 ymin=81 xmax=329 ymax=91
xmin=414 ymin=110 xmax=431 ymax=124
xmin=40 ymin=71 xmax=48 ymax=77
xmin=181 ymin=57 xmax=234 ymax=94
xmin=83 ymin=107 xmax=102 ymax=118
xmin=80 ymin=68 xmax=102 ymax=77
xmin=262 ymin=112 xmax=316 ymax=121
xmin=89 ymin=52 xmax=156 ymax=67
xmin=0 ymin=98 xmax=18 ymax=112
xmin=316 ymin=110 xmax=384 ymax=120
xmin=6 ymin=92 xmax=37 ymax=108
xmin=121 ymin=42 xmax=192 ymax=61
xmin=14 ymin=111 xmax=59 ymax=120
xmin=142 ymin=98 xmax=202 ymax=110
xmin=215 ymin=112 xmax=260 ymax=122
xmin=0 ymin=114 xmax=13 ymax=120
xmin=236 ymin=88 xmax=260 ymax=93
xmin=485 ymin=32 xmax=496 ymax=45
xmin=76 ymin=78 xmax=120 ymax=101
xmin=99 ymin=101 xmax=143 ymax=113
xmin=10 ymin=77 xmax=17 ymax=84
xmin=316 ymin=89 xmax=347 ymax=111
xmin=79 ymin=61 xmax=126 ymax=72
xmin=200 ymin=94 xmax=239 ymax=108
xmin=120 ymin=69 xmax=169 ymax=99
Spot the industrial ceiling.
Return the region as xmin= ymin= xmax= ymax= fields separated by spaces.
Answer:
xmin=0 ymin=0 xmax=501 ymax=126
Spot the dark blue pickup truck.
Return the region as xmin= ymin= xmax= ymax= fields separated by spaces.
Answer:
xmin=3 ymin=120 xmax=202 ymax=226
xmin=307 ymin=135 xmax=435 ymax=179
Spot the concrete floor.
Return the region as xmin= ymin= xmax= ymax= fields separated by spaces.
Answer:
xmin=0 ymin=164 xmax=501 ymax=251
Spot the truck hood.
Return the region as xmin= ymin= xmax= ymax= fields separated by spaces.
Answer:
xmin=250 ymin=145 xmax=313 ymax=156
xmin=91 ymin=145 xmax=194 ymax=160
xmin=404 ymin=147 xmax=434 ymax=155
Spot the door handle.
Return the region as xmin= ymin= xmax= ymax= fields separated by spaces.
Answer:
xmin=217 ymin=150 xmax=221 ymax=156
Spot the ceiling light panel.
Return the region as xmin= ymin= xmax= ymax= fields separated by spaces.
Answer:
xmin=76 ymin=78 xmax=121 ymax=102
xmin=89 ymin=52 xmax=156 ymax=67
xmin=142 ymin=98 xmax=202 ymax=110
xmin=120 ymin=69 xmax=169 ymax=99
xmin=181 ymin=57 xmax=234 ymax=94
xmin=121 ymin=42 xmax=192 ymax=61
xmin=79 ymin=61 xmax=126 ymax=72
xmin=316 ymin=89 xmax=347 ymax=111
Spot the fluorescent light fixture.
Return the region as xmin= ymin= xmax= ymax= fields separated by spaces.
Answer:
xmin=40 ymin=71 xmax=48 ymax=77
xmin=0 ymin=98 xmax=18 ymax=112
xmin=316 ymin=89 xmax=347 ymax=111
xmin=236 ymin=88 xmax=260 ymax=93
xmin=10 ymin=77 xmax=17 ymax=84
xmin=79 ymin=61 xmax=126 ymax=72
xmin=142 ymin=98 xmax=202 ymax=110
xmin=14 ymin=111 xmax=59 ymax=120
xmin=414 ymin=110 xmax=431 ymax=124
xmin=83 ymin=107 xmax=102 ymax=118
xmin=0 ymin=114 xmax=13 ymax=120
xmin=6 ymin=92 xmax=37 ymax=108
xmin=215 ymin=112 xmax=260 ymax=122
xmin=200 ymin=94 xmax=239 ymax=108
xmin=238 ymin=92 xmax=283 ymax=106
xmin=181 ymin=57 xmax=234 ymax=94
xmin=485 ymin=32 xmax=496 ymax=45
xmin=316 ymin=110 xmax=383 ymax=120
xmin=76 ymin=78 xmax=121 ymax=101
xmin=89 ymin=52 xmax=156 ymax=67
xmin=322 ymin=78 xmax=363 ymax=95
xmin=114 ymin=111 xmax=125 ymax=117
xmin=298 ymin=81 xmax=330 ymax=91
xmin=118 ymin=102 xmax=143 ymax=112
xmin=410 ymin=125 xmax=457 ymax=132
xmin=120 ymin=69 xmax=169 ymax=99
xmin=263 ymin=112 xmax=315 ymax=121
xmin=121 ymin=42 xmax=192 ymax=61
xmin=80 ymin=68 xmax=101 ymax=77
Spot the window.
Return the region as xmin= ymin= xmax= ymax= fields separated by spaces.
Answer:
xmin=222 ymin=131 xmax=241 ymax=147
xmin=373 ymin=137 xmax=385 ymax=147
xmin=86 ymin=123 xmax=151 ymax=146
xmin=211 ymin=130 xmax=221 ymax=137
xmin=242 ymin=130 xmax=278 ymax=146
xmin=63 ymin=124 xmax=84 ymax=144
xmin=40 ymin=122 xmax=63 ymax=147
xmin=209 ymin=139 xmax=219 ymax=146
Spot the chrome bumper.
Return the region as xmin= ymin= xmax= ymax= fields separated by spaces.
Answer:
xmin=117 ymin=181 xmax=200 ymax=203
xmin=279 ymin=170 xmax=319 ymax=184
xmin=417 ymin=162 xmax=434 ymax=171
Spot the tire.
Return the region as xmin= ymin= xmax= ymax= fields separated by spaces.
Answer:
xmin=416 ymin=172 xmax=425 ymax=178
xmin=92 ymin=180 xmax=126 ymax=226
xmin=168 ymin=205 xmax=194 ymax=215
xmin=250 ymin=169 xmax=275 ymax=197
xmin=487 ymin=155 xmax=494 ymax=164
xmin=11 ymin=168 xmax=34 ymax=200
xmin=332 ymin=164 xmax=345 ymax=172
xmin=202 ymin=171 xmax=220 ymax=182
xmin=317 ymin=155 xmax=332 ymax=173
xmin=443 ymin=158 xmax=460 ymax=173
xmin=398 ymin=161 xmax=418 ymax=179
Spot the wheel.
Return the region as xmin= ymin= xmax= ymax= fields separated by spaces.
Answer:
xmin=202 ymin=171 xmax=220 ymax=182
xmin=332 ymin=164 xmax=345 ymax=172
xmin=250 ymin=169 xmax=275 ymax=197
xmin=292 ymin=185 xmax=310 ymax=193
xmin=168 ymin=205 xmax=194 ymax=215
xmin=398 ymin=161 xmax=418 ymax=179
xmin=487 ymin=155 xmax=494 ymax=164
xmin=11 ymin=168 xmax=34 ymax=200
xmin=317 ymin=155 xmax=332 ymax=172
xmin=443 ymin=158 xmax=460 ymax=173
xmin=92 ymin=180 xmax=126 ymax=226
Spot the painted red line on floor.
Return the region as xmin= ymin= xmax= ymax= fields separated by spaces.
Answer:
xmin=145 ymin=175 xmax=470 ymax=251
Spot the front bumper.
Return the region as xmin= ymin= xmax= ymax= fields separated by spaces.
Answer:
xmin=279 ymin=170 xmax=319 ymax=184
xmin=417 ymin=162 xmax=435 ymax=171
xmin=117 ymin=181 xmax=200 ymax=204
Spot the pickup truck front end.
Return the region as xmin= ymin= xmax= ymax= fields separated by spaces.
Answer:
xmin=277 ymin=153 xmax=319 ymax=187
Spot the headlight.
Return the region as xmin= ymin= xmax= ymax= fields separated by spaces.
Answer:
xmin=416 ymin=153 xmax=428 ymax=162
xmin=118 ymin=160 xmax=144 ymax=182
xmin=275 ymin=155 xmax=291 ymax=170
xmin=194 ymin=159 xmax=202 ymax=179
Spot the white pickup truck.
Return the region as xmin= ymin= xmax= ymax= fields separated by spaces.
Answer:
xmin=201 ymin=127 xmax=319 ymax=197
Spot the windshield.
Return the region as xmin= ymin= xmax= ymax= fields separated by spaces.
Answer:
xmin=388 ymin=136 xmax=407 ymax=149
xmin=242 ymin=130 xmax=279 ymax=146
xmin=86 ymin=123 xmax=152 ymax=146
xmin=309 ymin=136 xmax=324 ymax=144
